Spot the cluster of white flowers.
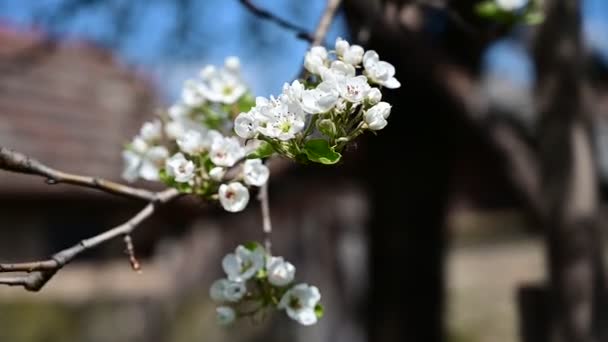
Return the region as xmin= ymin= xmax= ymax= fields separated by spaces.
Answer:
xmin=210 ymin=243 xmax=323 ymax=326
xmin=234 ymin=38 xmax=400 ymax=164
xmin=122 ymin=57 xmax=267 ymax=212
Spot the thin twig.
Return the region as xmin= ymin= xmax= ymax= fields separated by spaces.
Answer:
xmin=0 ymin=146 xmax=158 ymax=201
xmin=0 ymin=188 xmax=179 ymax=291
xmin=239 ymin=0 xmax=313 ymax=42
xmin=257 ymin=167 xmax=273 ymax=253
xmin=311 ymin=0 xmax=343 ymax=46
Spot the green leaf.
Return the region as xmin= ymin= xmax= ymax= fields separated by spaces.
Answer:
xmin=244 ymin=241 xmax=264 ymax=253
xmin=238 ymin=93 xmax=256 ymax=113
xmin=475 ymin=0 xmax=500 ymax=17
xmin=314 ymin=304 xmax=324 ymax=319
xmin=523 ymin=10 xmax=544 ymax=24
xmin=303 ymin=139 xmax=341 ymax=165
xmin=247 ymin=141 xmax=275 ymax=159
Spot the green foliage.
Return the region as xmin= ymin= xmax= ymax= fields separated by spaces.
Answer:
xmin=302 ymin=139 xmax=341 ymax=165
xmin=247 ymin=141 xmax=275 ymax=159
xmin=475 ymin=0 xmax=544 ymax=25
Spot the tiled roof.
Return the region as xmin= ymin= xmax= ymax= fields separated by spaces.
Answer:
xmin=0 ymin=27 xmax=159 ymax=195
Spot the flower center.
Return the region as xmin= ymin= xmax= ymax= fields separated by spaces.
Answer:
xmin=222 ymin=86 xmax=233 ymax=96
xmin=289 ymin=296 xmax=302 ymax=310
xmin=346 ymin=84 xmax=359 ymax=96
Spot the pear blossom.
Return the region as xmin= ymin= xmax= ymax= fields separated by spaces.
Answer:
xmin=496 ymin=0 xmax=528 ymax=11
xmin=301 ymin=81 xmax=340 ymax=114
xmin=216 ymin=306 xmax=236 ymax=326
xmin=224 ymin=56 xmax=241 ymax=72
xmin=223 ymin=281 xmax=247 ymax=301
xmin=366 ymin=87 xmax=382 ymax=105
xmin=209 ymin=278 xmax=247 ymax=302
xmin=218 ymin=182 xmax=250 ymax=212
xmin=243 ymin=159 xmax=269 ymax=187
xmin=364 ymin=102 xmax=391 ymax=130
xmin=282 ymin=80 xmax=304 ymax=103
xmin=164 ymin=120 xmax=185 ymax=140
xmin=304 ymin=46 xmax=328 ymax=75
xmin=278 ymin=284 xmax=321 ymax=326
xmin=222 ymin=244 xmax=265 ymax=281
xmin=338 ymin=75 xmax=371 ymax=103
xmin=363 ymin=50 xmax=401 ymax=89
xmin=131 ymin=136 xmax=149 ymax=154
xmin=169 ymin=104 xmax=188 ymax=120
xmin=266 ymin=256 xmax=295 ymax=286
xmin=165 ymin=153 xmax=195 ymax=183
xmin=335 ymin=37 xmax=364 ymax=65
xmin=234 ymin=111 xmax=258 ymax=139
xmin=139 ymin=120 xmax=162 ymax=142
xmin=197 ymin=58 xmax=247 ymax=104
xmin=177 ymin=130 xmax=205 ymax=155
xmin=122 ymin=144 xmax=169 ymax=182
xmin=210 ymin=136 xmax=246 ymax=167
xmin=209 ymin=166 xmax=226 ymax=182
xmin=182 ymin=80 xmax=205 ymax=107
xmin=256 ymin=98 xmax=306 ymax=141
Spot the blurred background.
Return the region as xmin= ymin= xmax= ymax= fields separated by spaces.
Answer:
xmin=0 ymin=0 xmax=607 ymax=341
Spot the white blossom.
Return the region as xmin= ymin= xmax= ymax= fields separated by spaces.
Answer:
xmin=234 ymin=111 xmax=258 ymax=139
xmin=243 ymin=159 xmax=269 ymax=187
xmin=169 ymin=104 xmax=188 ymax=120
xmin=177 ymin=130 xmax=205 ymax=155
xmin=366 ymin=87 xmax=382 ymax=105
xmin=122 ymin=145 xmax=169 ymax=182
xmin=363 ymin=50 xmax=401 ymax=89
xmin=216 ymin=306 xmax=236 ymax=326
xmin=364 ymin=102 xmax=391 ymax=130
xmin=282 ymin=80 xmax=304 ymax=103
xmin=496 ymin=0 xmax=528 ymax=11
xmin=301 ymin=81 xmax=340 ymax=114
xmin=335 ymin=37 xmax=364 ymax=65
xmin=209 ymin=278 xmax=247 ymax=302
xmin=278 ymin=284 xmax=321 ymax=326
xmin=256 ymin=97 xmax=306 ymax=141
xmin=209 ymin=166 xmax=226 ymax=182
xmin=210 ymin=136 xmax=246 ymax=167
xmin=222 ymin=244 xmax=265 ymax=281
xmin=304 ymin=46 xmax=328 ymax=75
xmin=224 ymin=56 xmax=241 ymax=73
xmin=139 ymin=120 xmax=162 ymax=142
xmin=198 ymin=60 xmax=247 ymax=104
xmin=182 ymin=80 xmax=205 ymax=107
xmin=165 ymin=120 xmax=185 ymax=140
xmin=165 ymin=153 xmax=195 ymax=183
xmin=266 ymin=256 xmax=295 ymax=287
xmin=218 ymin=182 xmax=250 ymax=212
xmin=338 ymin=75 xmax=371 ymax=103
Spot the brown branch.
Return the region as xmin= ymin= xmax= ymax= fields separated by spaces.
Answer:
xmin=257 ymin=161 xmax=273 ymax=252
xmin=311 ymin=0 xmax=343 ymax=46
xmin=0 ymin=188 xmax=179 ymax=291
xmin=0 ymin=146 xmax=158 ymax=201
xmin=239 ymin=0 xmax=313 ymax=42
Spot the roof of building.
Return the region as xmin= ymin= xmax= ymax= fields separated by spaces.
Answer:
xmin=0 ymin=27 xmax=159 ymax=196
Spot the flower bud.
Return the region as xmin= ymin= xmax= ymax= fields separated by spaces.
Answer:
xmin=317 ymin=119 xmax=337 ymax=137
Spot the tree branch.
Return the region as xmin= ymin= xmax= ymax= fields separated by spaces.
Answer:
xmin=0 ymin=188 xmax=179 ymax=291
xmin=0 ymin=146 xmax=158 ymax=201
xmin=311 ymin=0 xmax=343 ymax=46
xmin=239 ymin=0 xmax=313 ymax=42
xmin=257 ymin=172 xmax=273 ymax=253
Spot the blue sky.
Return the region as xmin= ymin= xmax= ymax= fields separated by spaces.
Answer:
xmin=0 ymin=0 xmax=348 ymax=101
xmin=0 ymin=0 xmax=606 ymax=100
